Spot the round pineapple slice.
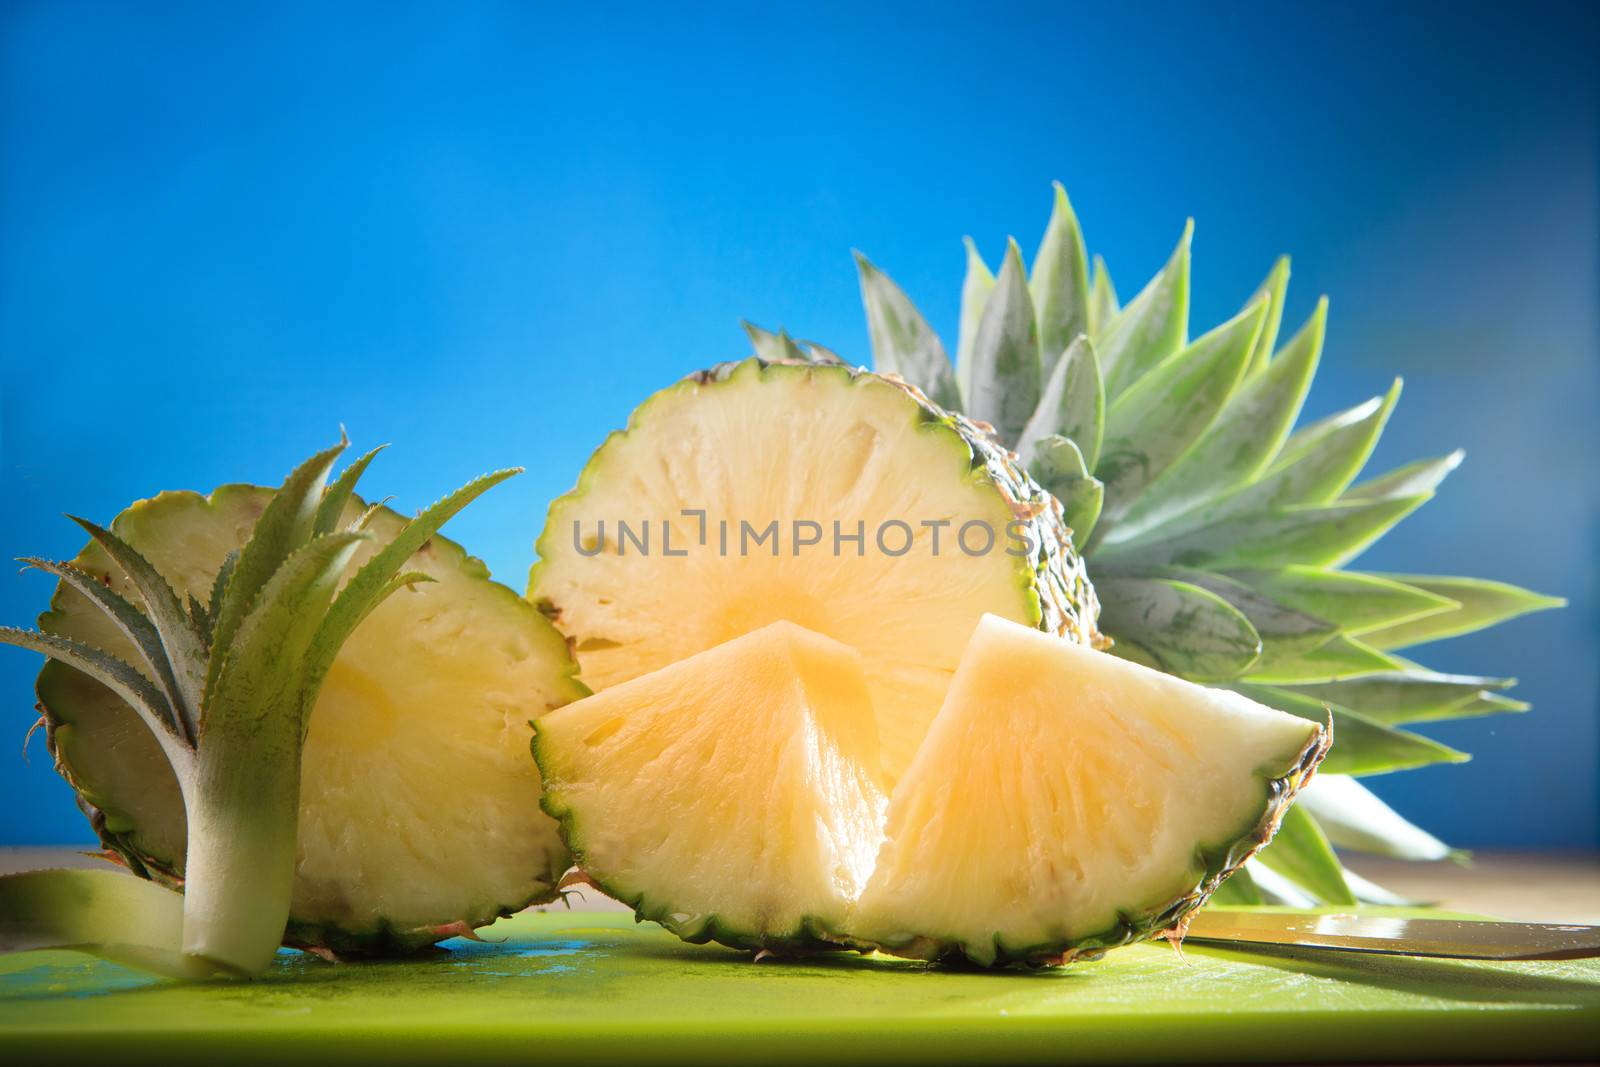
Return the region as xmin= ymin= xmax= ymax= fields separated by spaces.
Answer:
xmin=530 ymin=357 xmax=1100 ymax=782
xmin=35 ymin=484 xmax=586 ymax=955
xmin=534 ymin=621 xmax=887 ymax=951
xmin=848 ymin=614 xmax=1329 ymax=967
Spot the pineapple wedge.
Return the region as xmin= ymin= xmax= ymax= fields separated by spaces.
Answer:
xmin=849 ymin=614 xmax=1326 ymax=966
xmin=534 ymin=621 xmax=887 ymax=951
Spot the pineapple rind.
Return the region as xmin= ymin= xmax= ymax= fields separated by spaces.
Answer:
xmin=854 ymin=722 xmax=1329 ymax=968
xmin=531 ymin=620 xmax=889 ymax=954
xmin=34 ymin=485 xmax=587 ymax=956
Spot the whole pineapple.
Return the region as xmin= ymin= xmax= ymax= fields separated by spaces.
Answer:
xmin=745 ymin=184 xmax=1563 ymax=904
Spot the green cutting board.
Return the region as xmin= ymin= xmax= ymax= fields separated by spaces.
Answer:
xmin=2 ymin=908 xmax=1596 ymax=1064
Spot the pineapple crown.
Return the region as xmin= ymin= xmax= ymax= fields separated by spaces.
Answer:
xmin=745 ymin=184 xmax=1564 ymax=905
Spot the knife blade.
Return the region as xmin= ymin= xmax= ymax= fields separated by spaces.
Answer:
xmin=1183 ymin=911 xmax=1600 ymax=961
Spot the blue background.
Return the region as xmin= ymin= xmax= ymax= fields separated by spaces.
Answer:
xmin=1 ymin=1 xmax=1595 ymax=848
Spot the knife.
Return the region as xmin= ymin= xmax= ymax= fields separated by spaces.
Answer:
xmin=1183 ymin=911 xmax=1600 ymax=961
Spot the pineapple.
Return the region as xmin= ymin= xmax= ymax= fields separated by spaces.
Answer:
xmin=534 ymin=621 xmax=887 ymax=951
xmin=7 ymin=445 xmax=585 ymax=964
xmin=533 ymin=615 xmax=1326 ymax=966
xmin=746 ymin=185 xmax=1562 ymax=902
xmin=530 ymin=356 xmax=1099 ymax=784
xmin=849 ymin=615 xmax=1324 ymax=965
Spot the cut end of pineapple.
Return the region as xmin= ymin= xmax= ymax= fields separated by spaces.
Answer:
xmin=530 ymin=357 xmax=1098 ymax=785
xmin=533 ymin=621 xmax=887 ymax=950
xmin=37 ymin=485 xmax=585 ymax=954
xmin=848 ymin=614 xmax=1326 ymax=966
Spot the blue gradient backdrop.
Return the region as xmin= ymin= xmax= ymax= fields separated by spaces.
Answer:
xmin=2 ymin=2 xmax=1596 ymax=847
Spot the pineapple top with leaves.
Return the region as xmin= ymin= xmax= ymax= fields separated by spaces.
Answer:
xmin=745 ymin=184 xmax=1562 ymax=906
xmin=0 ymin=439 xmax=583 ymax=977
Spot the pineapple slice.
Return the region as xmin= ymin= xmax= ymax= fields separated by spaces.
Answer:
xmin=533 ymin=621 xmax=887 ymax=951
xmin=533 ymin=615 xmax=1326 ymax=966
xmin=849 ymin=614 xmax=1328 ymax=966
xmin=531 ymin=357 xmax=1100 ymax=784
xmin=37 ymin=485 xmax=585 ymax=954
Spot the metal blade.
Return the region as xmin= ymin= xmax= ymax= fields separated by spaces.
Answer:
xmin=1184 ymin=911 xmax=1600 ymax=961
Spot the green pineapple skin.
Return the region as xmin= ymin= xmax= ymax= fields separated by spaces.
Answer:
xmin=856 ymin=723 xmax=1331 ymax=968
xmin=531 ymin=356 xmax=1102 ymax=652
xmin=33 ymin=485 xmax=587 ymax=957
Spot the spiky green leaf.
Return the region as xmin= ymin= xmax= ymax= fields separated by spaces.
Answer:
xmin=1111 ymin=299 xmax=1324 ymax=540
xmin=349 ymin=497 xmax=394 ymax=532
xmin=205 ymin=439 xmax=347 ymax=699
xmin=208 ymin=551 xmax=238 ymax=623
xmin=800 ymin=340 xmax=846 ymax=365
xmin=0 ymin=626 xmax=191 ymax=781
xmin=1030 ymin=436 xmax=1104 ymax=543
xmin=1226 ymin=566 xmax=1458 ymax=636
xmin=314 ymin=445 xmax=386 ymax=537
xmin=1448 ymin=692 xmax=1531 ymax=718
xmin=742 ymin=321 xmax=810 ymax=364
xmin=1356 ymin=575 xmax=1565 ymax=650
xmin=854 ymin=253 xmax=960 ymax=410
xmin=1029 ymin=182 xmax=1091 ymax=378
xmin=1094 ymin=298 xmax=1264 ymax=529
xmin=1235 ymin=683 xmax=1468 ymax=776
xmin=1245 ymin=256 xmax=1290 ymax=372
xmin=297 ymin=570 xmax=435 ymax=732
xmin=1088 ymin=253 xmax=1119 ymax=335
xmin=1297 ymin=774 xmax=1458 ymax=861
xmin=306 ymin=469 xmax=520 ymax=705
xmin=1279 ymin=671 xmax=1515 ymax=726
xmin=1016 ymin=335 xmax=1103 ymax=470
xmin=1098 ymin=221 xmax=1191 ymax=396
xmin=1245 ymin=634 xmax=1404 ymax=683
xmin=1254 ymin=803 xmax=1357 ymax=905
xmin=68 ymin=516 xmax=207 ymax=740
xmin=1246 ymin=381 xmax=1402 ymax=507
xmin=955 ymin=237 xmax=996 ymax=397
xmin=21 ymin=557 xmax=194 ymax=744
xmin=206 ymin=531 xmax=369 ymax=737
xmin=1101 ymin=494 xmax=1430 ymax=571
xmin=186 ymin=594 xmax=209 ymax=642
xmin=1095 ymin=576 xmax=1261 ymax=681
xmin=1154 ymin=567 xmax=1336 ymax=656
xmin=1344 ymin=450 xmax=1464 ymax=501
xmin=965 ymin=239 xmax=1040 ymax=442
